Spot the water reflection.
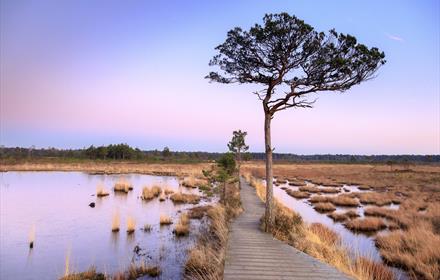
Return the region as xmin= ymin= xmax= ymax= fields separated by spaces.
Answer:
xmin=0 ymin=171 xmax=208 ymax=280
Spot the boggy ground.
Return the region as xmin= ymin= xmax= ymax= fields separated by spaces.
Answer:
xmin=242 ymin=162 xmax=440 ymax=280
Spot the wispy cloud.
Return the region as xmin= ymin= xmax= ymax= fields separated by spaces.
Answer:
xmin=386 ymin=33 xmax=404 ymax=42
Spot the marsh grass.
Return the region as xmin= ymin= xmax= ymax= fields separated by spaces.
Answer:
xmin=286 ymin=189 xmax=310 ymax=199
xmin=60 ymin=266 xmax=105 ymax=280
xmin=331 ymin=194 xmax=360 ymax=207
xmin=313 ymin=202 xmax=336 ymax=213
xmin=159 ymin=191 xmax=166 ymax=201
xmin=159 ymin=215 xmax=172 ymax=226
xmin=170 ymin=192 xmax=200 ymax=204
xmin=164 ymin=188 xmax=174 ymax=195
xmin=246 ymin=174 xmax=395 ymax=280
xmin=127 ymin=263 xmax=161 ymax=278
xmin=344 ymin=217 xmax=386 ymax=232
xmin=298 ymin=185 xmax=321 ymax=193
xmin=96 ymin=183 xmax=109 ymax=197
xmin=114 ymin=179 xmax=133 ymax=193
xmin=126 ymin=216 xmax=136 ymax=234
xmin=173 ymin=213 xmax=190 ymax=236
xmin=308 ymin=195 xmax=332 ymax=203
xmin=188 ymin=205 xmax=212 ymax=219
xmin=181 ymin=176 xmax=206 ymax=188
xmin=111 ymin=212 xmax=120 ymax=232
xmin=375 ymin=226 xmax=440 ymax=280
xmin=141 ymin=185 xmax=161 ymax=200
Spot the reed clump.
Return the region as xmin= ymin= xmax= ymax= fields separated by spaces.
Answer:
xmin=181 ymin=176 xmax=206 ymax=188
xmin=141 ymin=185 xmax=161 ymax=200
xmin=313 ymin=202 xmax=336 ymax=213
xmin=330 ymin=194 xmax=359 ymax=207
xmin=96 ymin=183 xmax=109 ymax=197
xmin=298 ymin=185 xmax=321 ymax=193
xmin=126 ymin=216 xmax=136 ymax=234
xmin=188 ymin=205 xmax=213 ymax=219
xmin=286 ymin=189 xmax=310 ymax=199
xmin=170 ymin=192 xmax=200 ymax=204
xmin=309 ymin=195 xmax=332 ymax=203
xmin=344 ymin=217 xmax=386 ymax=232
xmin=159 ymin=215 xmax=172 ymax=226
xmin=113 ymin=179 xmax=133 ymax=193
xmin=127 ymin=263 xmax=161 ymax=278
xmin=111 ymin=212 xmax=120 ymax=232
xmin=59 ymin=266 xmax=105 ymax=280
xmin=173 ymin=213 xmax=190 ymax=236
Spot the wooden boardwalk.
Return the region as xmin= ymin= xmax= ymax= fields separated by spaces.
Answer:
xmin=223 ymin=179 xmax=351 ymax=280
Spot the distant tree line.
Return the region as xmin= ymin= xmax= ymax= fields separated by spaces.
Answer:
xmin=0 ymin=144 xmax=438 ymax=164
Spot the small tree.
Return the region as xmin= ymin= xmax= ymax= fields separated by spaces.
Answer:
xmin=216 ymin=153 xmax=236 ymax=203
xmin=162 ymin=146 xmax=171 ymax=158
xmin=207 ymin=13 xmax=385 ymax=231
xmin=228 ymin=130 xmax=249 ymax=180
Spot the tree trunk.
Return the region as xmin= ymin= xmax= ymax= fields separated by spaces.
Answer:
xmin=237 ymin=149 xmax=241 ymax=188
xmin=264 ymin=112 xmax=274 ymax=232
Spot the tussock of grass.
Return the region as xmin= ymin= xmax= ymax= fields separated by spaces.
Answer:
xmin=173 ymin=213 xmax=190 ymax=236
xmin=319 ymin=187 xmax=340 ymax=194
xmin=159 ymin=215 xmax=172 ymax=226
xmin=357 ymin=192 xmax=393 ymax=206
xmin=159 ymin=191 xmax=166 ymax=201
xmin=96 ymin=183 xmax=109 ymax=197
xmin=376 ymin=226 xmax=440 ymax=280
xmin=344 ymin=217 xmax=386 ymax=232
xmin=170 ymin=192 xmax=200 ymax=204
xmin=126 ymin=216 xmax=136 ymax=234
xmin=111 ymin=212 xmax=120 ymax=232
xmin=298 ymin=185 xmax=321 ymax=193
xmin=127 ymin=263 xmax=161 ymax=278
xmin=114 ymin=179 xmax=132 ymax=193
xmin=59 ymin=267 xmax=105 ymax=280
xmin=181 ymin=176 xmax=206 ymax=188
xmin=309 ymin=195 xmax=332 ymax=203
xmin=164 ymin=187 xmax=174 ymax=195
xmin=286 ymin=189 xmax=310 ymax=199
xmin=141 ymin=185 xmax=161 ymax=200
xmin=142 ymin=224 xmax=152 ymax=232
xmin=188 ymin=205 xmax=212 ymax=219
xmin=328 ymin=210 xmax=360 ymax=222
xmin=275 ymin=179 xmax=287 ymax=184
xmin=313 ymin=202 xmax=336 ymax=213
xmin=331 ymin=194 xmax=359 ymax=207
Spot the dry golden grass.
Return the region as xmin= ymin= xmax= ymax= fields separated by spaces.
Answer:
xmin=170 ymin=192 xmax=200 ymax=204
xmin=59 ymin=266 xmax=105 ymax=280
xmin=298 ymin=185 xmax=321 ymax=193
xmin=319 ymin=187 xmax=341 ymax=194
xmin=188 ymin=205 xmax=213 ymax=219
xmin=159 ymin=215 xmax=172 ymax=226
xmin=376 ymin=226 xmax=440 ymax=280
xmin=126 ymin=216 xmax=136 ymax=234
xmin=344 ymin=217 xmax=387 ymax=232
xmin=141 ymin=185 xmax=161 ymax=200
xmin=127 ymin=263 xmax=161 ymax=278
xmin=164 ymin=187 xmax=174 ymax=195
xmin=246 ymin=175 xmax=395 ymax=280
xmin=328 ymin=212 xmax=350 ymax=222
xmin=113 ymin=178 xmax=132 ymax=193
xmin=96 ymin=183 xmax=109 ymax=197
xmin=173 ymin=213 xmax=190 ymax=236
xmin=111 ymin=212 xmax=120 ymax=232
xmin=185 ymin=205 xmax=228 ymax=280
xmin=285 ymin=189 xmax=310 ymax=199
xmin=331 ymin=194 xmax=360 ymax=207
xmin=313 ymin=202 xmax=336 ymax=213
xmin=181 ymin=176 xmax=207 ymax=188
xmin=309 ymin=195 xmax=333 ymax=203
xmin=356 ymin=192 xmax=393 ymax=206
xmin=1 ymin=161 xmax=212 ymax=178
xmin=159 ymin=191 xmax=166 ymax=201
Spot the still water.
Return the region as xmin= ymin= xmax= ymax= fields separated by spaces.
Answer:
xmin=0 ymin=171 xmax=207 ymax=280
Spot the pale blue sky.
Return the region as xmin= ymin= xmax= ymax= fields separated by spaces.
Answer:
xmin=1 ymin=0 xmax=439 ymax=154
